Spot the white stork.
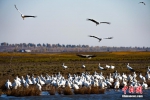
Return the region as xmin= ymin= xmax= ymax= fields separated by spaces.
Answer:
xmin=98 ymin=63 xmax=105 ymax=70
xmin=62 ymin=63 xmax=68 ymax=69
xmin=127 ymin=63 xmax=134 ymax=72
xmin=14 ymin=5 xmax=37 ymax=20
xmin=5 ymin=79 xmax=12 ymax=89
xmin=106 ymin=64 xmax=110 ymax=69
xmin=142 ymin=82 xmax=148 ymax=89
xmin=82 ymin=63 xmax=86 ymax=68
xmin=147 ymin=66 xmax=150 ymax=72
xmin=110 ymin=65 xmax=115 ymax=69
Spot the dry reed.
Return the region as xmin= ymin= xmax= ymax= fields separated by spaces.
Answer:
xmin=5 ymin=86 xmax=41 ymax=97
xmin=57 ymin=87 xmax=63 ymax=94
xmin=90 ymin=86 xmax=99 ymax=94
xmin=63 ymin=86 xmax=73 ymax=95
xmin=48 ymin=86 xmax=56 ymax=95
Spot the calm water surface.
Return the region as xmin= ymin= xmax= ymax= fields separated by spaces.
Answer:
xmin=1 ymin=89 xmax=150 ymax=100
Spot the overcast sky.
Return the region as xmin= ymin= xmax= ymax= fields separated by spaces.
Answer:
xmin=0 ymin=0 xmax=150 ymax=47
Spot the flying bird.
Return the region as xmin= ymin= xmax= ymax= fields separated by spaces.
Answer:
xmin=77 ymin=54 xmax=96 ymax=59
xmin=14 ymin=5 xmax=37 ymax=20
xmin=87 ymin=18 xmax=99 ymax=26
xmin=100 ymin=22 xmax=111 ymax=24
xmin=89 ymin=35 xmax=102 ymax=42
xmin=139 ymin=2 xmax=146 ymax=5
xmin=104 ymin=37 xmax=113 ymax=39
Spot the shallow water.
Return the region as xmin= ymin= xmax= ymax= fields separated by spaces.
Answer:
xmin=0 ymin=89 xmax=149 ymax=100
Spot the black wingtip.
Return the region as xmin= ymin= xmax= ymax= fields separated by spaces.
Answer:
xmin=103 ymin=68 xmax=107 ymax=70
xmin=130 ymin=69 xmax=135 ymax=72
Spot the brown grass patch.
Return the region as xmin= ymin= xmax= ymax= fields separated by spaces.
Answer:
xmin=5 ymin=86 xmax=41 ymax=97
xmin=48 ymin=86 xmax=56 ymax=95
xmin=91 ymin=86 xmax=99 ymax=94
xmin=74 ymin=87 xmax=86 ymax=94
xmin=57 ymin=87 xmax=63 ymax=94
xmin=63 ymin=86 xmax=73 ymax=95
xmin=147 ymin=80 xmax=150 ymax=87
xmin=99 ymin=88 xmax=105 ymax=94
xmin=0 ymin=89 xmax=3 ymax=95
xmin=84 ymin=87 xmax=91 ymax=94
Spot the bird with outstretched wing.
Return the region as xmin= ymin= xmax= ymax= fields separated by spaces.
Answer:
xmin=139 ymin=2 xmax=146 ymax=5
xmin=104 ymin=37 xmax=113 ymax=39
xmin=89 ymin=35 xmax=102 ymax=42
xmin=14 ymin=5 xmax=37 ymax=20
xmin=87 ymin=18 xmax=99 ymax=26
xmin=100 ymin=22 xmax=111 ymax=24
xmin=77 ymin=54 xmax=96 ymax=59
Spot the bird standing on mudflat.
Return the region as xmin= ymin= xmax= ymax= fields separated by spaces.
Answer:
xmin=127 ymin=63 xmax=135 ymax=72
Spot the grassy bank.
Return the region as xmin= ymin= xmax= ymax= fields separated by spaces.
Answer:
xmin=0 ymin=51 xmax=150 ymax=96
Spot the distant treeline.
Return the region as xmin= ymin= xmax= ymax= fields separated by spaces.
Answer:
xmin=0 ymin=42 xmax=149 ymax=52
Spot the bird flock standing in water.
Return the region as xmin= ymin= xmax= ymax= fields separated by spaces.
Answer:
xmin=5 ymin=63 xmax=150 ymax=91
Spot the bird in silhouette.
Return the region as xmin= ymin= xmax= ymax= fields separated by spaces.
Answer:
xmin=89 ymin=35 xmax=102 ymax=42
xmin=14 ymin=5 xmax=37 ymax=20
xmin=100 ymin=22 xmax=111 ymax=24
xmin=77 ymin=54 xmax=96 ymax=59
xmin=139 ymin=2 xmax=146 ymax=5
xmin=87 ymin=18 xmax=99 ymax=26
